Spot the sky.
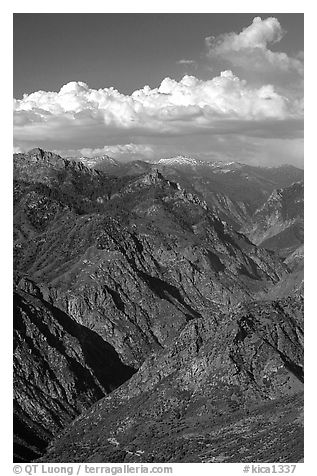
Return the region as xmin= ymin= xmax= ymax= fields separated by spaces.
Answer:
xmin=13 ymin=13 xmax=304 ymax=166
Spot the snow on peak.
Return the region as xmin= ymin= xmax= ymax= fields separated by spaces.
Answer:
xmin=206 ymin=160 xmax=244 ymax=172
xmin=156 ymin=156 xmax=199 ymax=166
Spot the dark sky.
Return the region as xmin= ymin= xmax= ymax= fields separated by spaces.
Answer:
xmin=13 ymin=13 xmax=304 ymax=167
xmin=14 ymin=13 xmax=303 ymax=98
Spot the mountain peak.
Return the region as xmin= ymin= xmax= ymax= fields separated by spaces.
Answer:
xmin=14 ymin=148 xmax=64 ymax=168
xmin=17 ymin=148 xmax=64 ymax=165
xmin=28 ymin=147 xmax=45 ymax=158
xmin=156 ymin=156 xmax=199 ymax=167
xmin=132 ymin=168 xmax=170 ymax=187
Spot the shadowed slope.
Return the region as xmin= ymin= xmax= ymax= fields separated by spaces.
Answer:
xmin=14 ymin=286 xmax=135 ymax=462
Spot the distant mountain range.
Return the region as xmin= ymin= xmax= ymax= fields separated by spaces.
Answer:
xmin=67 ymin=152 xmax=303 ymax=228
xmin=13 ymin=148 xmax=304 ymax=463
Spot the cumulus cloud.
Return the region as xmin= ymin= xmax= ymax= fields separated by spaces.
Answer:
xmin=206 ymin=16 xmax=285 ymax=52
xmin=13 ymin=16 xmax=303 ymax=168
xmin=205 ymin=17 xmax=303 ymax=78
xmin=14 ymin=70 xmax=302 ymax=153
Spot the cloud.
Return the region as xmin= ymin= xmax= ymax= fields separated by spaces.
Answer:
xmin=206 ymin=16 xmax=285 ymax=52
xmin=205 ymin=17 xmax=303 ymax=79
xmin=57 ymin=143 xmax=155 ymax=159
xmin=12 ymin=16 xmax=303 ymax=169
xmin=177 ymin=59 xmax=197 ymax=65
xmin=14 ymin=70 xmax=302 ymax=153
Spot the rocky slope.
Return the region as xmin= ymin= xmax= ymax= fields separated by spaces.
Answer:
xmin=242 ymin=182 xmax=304 ymax=258
xmin=240 ymin=182 xmax=304 ymax=299
xmin=14 ymin=282 xmax=134 ymax=462
xmin=262 ymin=244 xmax=304 ymax=300
xmin=39 ymin=295 xmax=303 ymax=463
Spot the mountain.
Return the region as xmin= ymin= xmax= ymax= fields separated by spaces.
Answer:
xmin=285 ymin=244 xmax=304 ymax=271
xmin=261 ymin=244 xmax=304 ymax=300
xmin=14 ymin=152 xmax=289 ymax=368
xmin=14 ymin=281 xmax=134 ymax=462
xmin=156 ymin=156 xmax=201 ymax=167
xmin=78 ymin=154 xmax=303 ymax=229
xmin=13 ymin=149 xmax=133 ymax=234
xmin=13 ymin=148 xmax=304 ymax=463
xmin=69 ymin=155 xmax=121 ymax=174
xmin=39 ymin=295 xmax=303 ymax=463
xmin=237 ymin=181 xmax=304 ymax=300
xmin=242 ymin=181 xmax=304 ymax=258
xmin=153 ymin=158 xmax=303 ymax=227
xmin=59 ymin=152 xmax=303 ymax=230
xmin=68 ymin=154 xmax=153 ymax=177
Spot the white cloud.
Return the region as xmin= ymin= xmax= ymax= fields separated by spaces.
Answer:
xmin=14 ymin=70 xmax=302 ymax=151
xmin=177 ymin=59 xmax=196 ymax=65
xmin=206 ymin=16 xmax=284 ymax=52
xmin=58 ymin=143 xmax=155 ymax=159
xmin=205 ymin=17 xmax=303 ymax=76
